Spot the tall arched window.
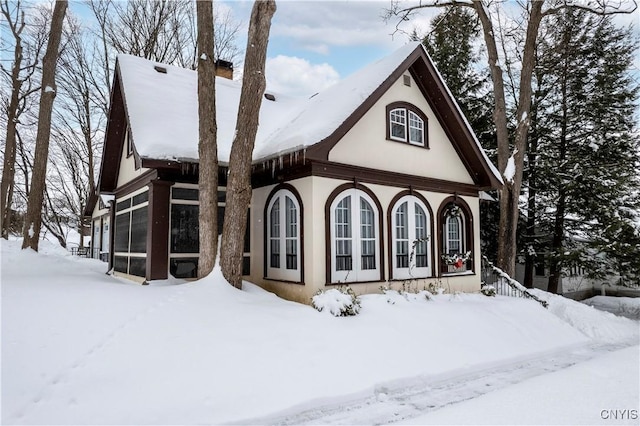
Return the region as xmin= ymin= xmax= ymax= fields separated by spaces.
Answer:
xmin=390 ymin=195 xmax=432 ymax=279
xmin=329 ymin=187 xmax=382 ymax=283
xmin=439 ymin=198 xmax=474 ymax=275
xmin=266 ymin=188 xmax=301 ymax=282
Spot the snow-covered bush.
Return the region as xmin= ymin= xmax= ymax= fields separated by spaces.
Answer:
xmin=312 ymin=287 xmax=361 ymax=316
xmin=481 ymin=285 xmax=496 ymax=297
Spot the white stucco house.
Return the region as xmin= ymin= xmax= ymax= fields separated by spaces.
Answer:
xmin=87 ymin=42 xmax=503 ymax=304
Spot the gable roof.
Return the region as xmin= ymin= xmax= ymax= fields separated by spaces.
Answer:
xmin=100 ymin=43 xmax=502 ymax=192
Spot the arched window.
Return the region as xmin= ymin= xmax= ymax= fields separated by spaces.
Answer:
xmin=266 ymin=188 xmax=301 ymax=282
xmin=386 ymin=102 xmax=428 ymax=147
xmin=390 ymin=195 xmax=432 ymax=279
xmin=329 ymin=187 xmax=382 ymax=283
xmin=439 ymin=199 xmax=473 ymax=275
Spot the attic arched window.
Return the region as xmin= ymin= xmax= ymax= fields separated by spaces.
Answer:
xmin=386 ymin=102 xmax=428 ymax=148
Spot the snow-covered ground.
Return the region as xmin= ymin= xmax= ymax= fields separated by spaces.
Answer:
xmin=1 ymin=239 xmax=638 ymax=425
xmin=582 ymin=295 xmax=640 ymax=320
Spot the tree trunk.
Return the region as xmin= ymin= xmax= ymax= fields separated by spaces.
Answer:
xmin=21 ymin=0 xmax=67 ymax=251
xmin=0 ymin=3 xmax=25 ymax=239
xmin=221 ymin=0 xmax=276 ymax=288
xmin=196 ymin=0 xmax=219 ymax=278
xmin=474 ymin=0 xmax=544 ymax=277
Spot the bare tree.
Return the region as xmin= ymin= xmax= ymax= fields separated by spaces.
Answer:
xmin=88 ymin=0 xmax=242 ymax=73
xmin=0 ymin=0 xmax=46 ymax=238
xmin=21 ymin=0 xmax=68 ymax=251
xmin=196 ymin=0 xmax=219 ymax=277
xmin=385 ymin=0 xmax=638 ymax=277
xmin=221 ymin=0 xmax=276 ymax=288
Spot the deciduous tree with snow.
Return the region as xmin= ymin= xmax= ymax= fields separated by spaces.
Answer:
xmin=221 ymin=0 xmax=276 ymax=288
xmin=196 ymin=0 xmax=219 ymax=278
xmin=21 ymin=0 xmax=67 ymax=251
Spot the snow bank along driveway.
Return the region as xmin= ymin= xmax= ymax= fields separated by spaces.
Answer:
xmin=2 ymin=240 xmax=638 ymax=425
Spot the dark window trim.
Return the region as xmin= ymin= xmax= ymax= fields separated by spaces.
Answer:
xmin=263 ymin=183 xmax=305 ymax=284
xmin=324 ymin=182 xmax=385 ymax=285
xmin=386 ymin=190 xmax=436 ymax=280
xmin=385 ymin=102 xmax=429 ymax=149
xmin=126 ymin=126 xmax=134 ymax=157
xmin=437 ymin=196 xmax=475 ymax=277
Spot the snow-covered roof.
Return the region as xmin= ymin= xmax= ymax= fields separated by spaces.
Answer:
xmin=116 ymin=54 xmax=303 ymax=163
xmin=117 ymin=44 xmax=418 ymax=164
xmin=115 ymin=42 xmax=502 ymax=185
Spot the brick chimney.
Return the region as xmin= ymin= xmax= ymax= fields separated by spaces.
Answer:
xmin=215 ymin=59 xmax=233 ymax=80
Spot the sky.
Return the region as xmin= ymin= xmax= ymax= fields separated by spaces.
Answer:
xmin=223 ymin=1 xmax=433 ymax=96
xmin=65 ymin=0 xmax=639 ymax=98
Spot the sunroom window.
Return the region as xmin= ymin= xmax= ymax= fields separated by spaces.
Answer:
xmin=266 ymin=189 xmax=301 ymax=282
xmin=330 ymin=188 xmax=381 ymax=283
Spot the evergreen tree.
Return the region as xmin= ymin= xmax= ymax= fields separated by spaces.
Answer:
xmin=530 ymin=10 xmax=640 ymax=291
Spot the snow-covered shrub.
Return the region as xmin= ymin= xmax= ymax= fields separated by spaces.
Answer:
xmin=312 ymin=287 xmax=361 ymax=316
xmin=481 ymin=284 xmax=496 ymax=297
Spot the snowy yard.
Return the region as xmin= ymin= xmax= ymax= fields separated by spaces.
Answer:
xmin=1 ymin=239 xmax=638 ymax=425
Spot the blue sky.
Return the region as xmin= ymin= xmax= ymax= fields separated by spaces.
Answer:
xmin=221 ymin=1 xmax=429 ymax=96
xmin=66 ymin=0 xmax=638 ymax=98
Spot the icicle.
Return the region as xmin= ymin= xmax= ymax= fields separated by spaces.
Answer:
xmin=303 ymin=148 xmax=306 ymax=165
xmin=278 ymin=155 xmax=283 ymax=170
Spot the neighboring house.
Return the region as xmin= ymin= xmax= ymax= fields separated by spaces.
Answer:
xmin=88 ymin=42 xmax=502 ymax=304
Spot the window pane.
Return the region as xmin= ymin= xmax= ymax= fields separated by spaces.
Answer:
xmin=390 ymin=108 xmax=406 ymax=140
xmin=129 ymin=206 xmax=148 ymax=253
xmin=114 ymin=256 xmax=128 ymax=273
xmin=415 ymin=204 xmax=428 ymax=267
xmin=129 ymin=257 xmax=146 ymax=277
xmin=170 ymin=258 xmax=198 ymax=278
xmin=172 ymin=187 xmax=198 ymax=201
xmin=396 ymin=241 xmax=409 ymax=268
xmin=114 ymin=212 xmax=130 ymax=252
xmin=360 ymin=199 xmax=374 ymax=239
xmin=115 ymin=199 xmax=131 ymax=212
xmin=360 ymin=198 xmax=376 ymax=270
xmin=336 ymin=239 xmax=352 ymax=271
xmin=285 ymin=197 xmax=297 ymax=270
xmin=270 ymin=200 xmax=280 ymax=268
xmin=447 ymin=216 xmax=461 ymax=254
xmin=286 ymin=197 xmax=297 ymax=238
xmin=408 ymin=111 xmax=424 ymax=145
xmin=270 ymin=240 xmax=280 ymax=268
xmin=171 ymin=204 xmax=199 ymax=253
xmin=395 ymin=202 xmax=408 ymax=239
xmin=132 ymin=191 xmax=149 ymax=206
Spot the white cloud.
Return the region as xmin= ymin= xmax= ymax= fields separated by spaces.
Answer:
xmin=266 ymin=55 xmax=340 ymax=97
xmin=271 ymin=2 xmax=406 ymax=53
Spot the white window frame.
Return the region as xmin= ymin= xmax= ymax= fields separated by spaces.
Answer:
xmin=330 ymin=188 xmax=380 ymax=283
xmin=266 ymin=189 xmax=301 ymax=282
xmin=389 ymin=108 xmax=407 ymax=142
xmin=408 ymin=111 xmax=425 ymax=146
xmin=445 ymin=214 xmax=464 ymax=255
xmin=391 ymin=195 xmax=431 ymax=279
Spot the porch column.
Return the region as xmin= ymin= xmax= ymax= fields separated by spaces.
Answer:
xmin=146 ymin=180 xmax=172 ymax=281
